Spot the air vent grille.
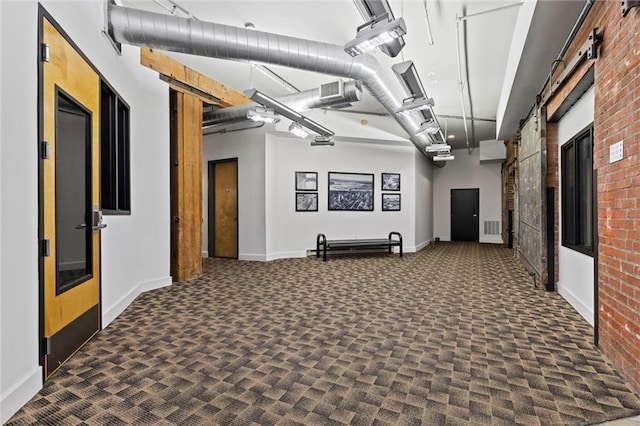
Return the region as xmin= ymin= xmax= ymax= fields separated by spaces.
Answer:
xmin=484 ymin=221 xmax=500 ymax=235
xmin=320 ymin=80 xmax=343 ymax=101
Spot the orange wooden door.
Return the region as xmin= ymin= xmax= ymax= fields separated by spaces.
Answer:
xmin=212 ymin=160 xmax=238 ymax=258
xmin=41 ymin=14 xmax=102 ymax=378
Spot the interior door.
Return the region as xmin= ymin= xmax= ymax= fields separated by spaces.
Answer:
xmin=451 ymin=188 xmax=479 ymax=242
xmin=208 ymin=159 xmax=238 ymax=258
xmin=40 ymin=14 xmax=102 ymax=379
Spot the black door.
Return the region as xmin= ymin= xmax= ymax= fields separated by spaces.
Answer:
xmin=451 ymin=188 xmax=479 ymax=241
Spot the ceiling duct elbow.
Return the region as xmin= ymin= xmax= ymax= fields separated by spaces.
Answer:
xmin=108 ymin=3 xmax=442 ymax=163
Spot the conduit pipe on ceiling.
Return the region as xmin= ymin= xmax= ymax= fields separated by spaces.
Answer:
xmin=107 ymin=3 xmax=444 ymax=165
xmin=203 ymin=81 xmax=363 ymax=127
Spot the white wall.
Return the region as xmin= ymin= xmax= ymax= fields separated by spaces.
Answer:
xmin=557 ymin=85 xmax=595 ymax=326
xmin=1 ymin=2 xmax=171 ymax=422
xmin=414 ymin=150 xmax=434 ymax=250
xmin=202 ymin=126 xmax=268 ymax=260
xmin=432 ymin=149 xmax=503 ymax=243
xmin=265 ymin=134 xmax=418 ymax=260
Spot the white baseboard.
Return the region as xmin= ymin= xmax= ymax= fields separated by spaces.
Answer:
xmin=558 ymin=285 xmax=594 ymax=326
xmin=266 ymin=251 xmax=307 ymax=261
xmin=480 ymin=235 xmax=504 ymax=244
xmin=415 ymin=239 xmax=431 ymax=251
xmin=0 ymin=367 xmax=41 ymax=424
xmin=202 ymin=251 xmax=209 ymax=258
xmin=102 ymin=276 xmax=172 ymax=327
xmin=238 ymin=253 xmax=267 ymax=261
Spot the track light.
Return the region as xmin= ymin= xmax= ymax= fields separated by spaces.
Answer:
xmin=395 ymin=97 xmax=435 ymax=116
xmin=424 ymin=144 xmax=451 ymax=153
xmin=289 ymin=122 xmax=309 ymax=138
xmin=246 ymin=106 xmax=280 ymax=123
xmin=245 ymin=89 xmax=334 ymax=137
xmin=344 ymin=14 xmax=406 ymax=57
xmin=417 ymin=119 xmax=441 ymax=135
xmin=352 ymin=0 xmax=405 ymax=57
xmin=433 ymin=154 xmax=455 ymax=161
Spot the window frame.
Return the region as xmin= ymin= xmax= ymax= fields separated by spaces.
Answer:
xmin=561 ymin=126 xmax=594 ymax=257
xmin=100 ymin=81 xmax=131 ymax=215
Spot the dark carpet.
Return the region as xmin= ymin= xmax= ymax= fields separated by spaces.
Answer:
xmin=7 ymin=242 xmax=640 ymax=425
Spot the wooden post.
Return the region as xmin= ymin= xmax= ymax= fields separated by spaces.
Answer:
xmin=170 ymin=89 xmax=203 ymax=282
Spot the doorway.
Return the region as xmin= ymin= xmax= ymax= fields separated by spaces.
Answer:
xmin=451 ymin=188 xmax=479 ymax=242
xmin=208 ymin=159 xmax=238 ymax=258
xmin=39 ymin=11 xmax=102 ymax=379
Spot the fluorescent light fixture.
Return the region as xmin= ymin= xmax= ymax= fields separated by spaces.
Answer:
xmin=424 ymin=144 xmax=451 ymax=153
xmin=344 ymin=15 xmax=406 ymax=57
xmin=417 ymin=119 xmax=441 ymax=135
xmin=311 ymin=136 xmax=335 ymax=146
xmin=352 ymin=0 xmax=405 ymax=57
xmin=433 ymin=154 xmax=455 ymax=161
xmin=289 ymin=122 xmax=309 ymax=138
xmin=203 ymin=120 xmax=264 ymax=136
xmin=392 ymin=60 xmax=427 ymax=99
xmin=395 ymin=97 xmax=434 ymax=116
xmin=246 ymin=106 xmax=280 ymax=123
xmin=245 ymin=89 xmax=334 ymax=137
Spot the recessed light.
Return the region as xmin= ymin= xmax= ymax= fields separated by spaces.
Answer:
xmin=448 ymin=134 xmax=455 ymax=139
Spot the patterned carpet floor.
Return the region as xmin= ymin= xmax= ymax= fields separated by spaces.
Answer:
xmin=7 ymin=242 xmax=640 ymax=425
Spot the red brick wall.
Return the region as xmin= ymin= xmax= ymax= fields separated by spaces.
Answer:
xmin=591 ymin=2 xmax=640 ymax=393
xmin=542 ymin=1 xmax=640 ymax=392
xmin=546 ymin=123 xmax=559 ymax=287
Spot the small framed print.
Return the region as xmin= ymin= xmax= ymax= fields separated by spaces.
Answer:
xmin=381 ymin=173 xmax=400 ymax=191
xmin=296 ymin=192 xmax=318 ymax=212
xmin=295 ymin=171 xmax=318 ymax=191
xmin=382 ymin=193 xmax=401 ymax=211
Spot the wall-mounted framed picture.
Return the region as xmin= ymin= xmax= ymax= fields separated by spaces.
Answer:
xmin=328 ymin=172 xmax=374 ymax=211
xmin=295 ymin=171 xmax=318 ymax=191
xmin=381 ymin=173 xmax=400 ymax=191
xmin=296 ymin=192 xmax=318 ymax=212
xmin=382 ymin=193 xmax=401 ymax=211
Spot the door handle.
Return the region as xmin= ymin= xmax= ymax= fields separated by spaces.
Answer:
xmin=76 ymin=222 xmax=108 ymax=231
xmin=472 ymin=214 xmax=478 ymax=217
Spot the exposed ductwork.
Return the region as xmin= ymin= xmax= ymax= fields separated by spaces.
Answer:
xmin=107 ymin=3 xmax=444 ymax=161
xmin=203 ymin=80 xmax=363 ymax=127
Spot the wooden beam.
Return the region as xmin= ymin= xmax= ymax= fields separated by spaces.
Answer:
xmin=141 ymin=47 xmax=251 ymax=107
xmin=170 ymin=90 xmax=204 ymax=282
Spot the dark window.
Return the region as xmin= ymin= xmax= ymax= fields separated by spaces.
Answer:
xmin=100 ymin=82 xmax=130 ymax=214
xmin=561 ymin=127 xmax=593 ymax=255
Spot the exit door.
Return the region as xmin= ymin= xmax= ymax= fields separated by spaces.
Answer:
xmin=451 ymin=188 xmax=479 ymax=242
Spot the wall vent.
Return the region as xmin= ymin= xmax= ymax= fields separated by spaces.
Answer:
xmin=484 ymin=221 xmax=500 ymax=235
xmin=320 ymin=80 xmax=344 ymax=101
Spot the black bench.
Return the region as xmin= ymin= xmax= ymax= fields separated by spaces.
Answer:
xmin=316 ymin=232 xmax=403 ymax=261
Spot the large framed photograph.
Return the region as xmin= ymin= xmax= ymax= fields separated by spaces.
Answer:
xmin=328 ymin=172 xmax=374 ymax=211
xmin=296 ymin=192 xmax=318 ymax=212
xmin=382 ymin=193 xmax=401 ymax=211
xmin=295 ymin=171 xmax=318 ymax=191
xmin=381 ymin=173 xmax=400 ymax=191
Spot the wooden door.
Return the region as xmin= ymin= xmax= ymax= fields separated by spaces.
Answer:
xmin=40 ymin=14 xmax=102 ymax=379
xmin=208 ymin=160 xmax=238 ymax=258
xmin=451 ymin=188 xmax=480 ymax=242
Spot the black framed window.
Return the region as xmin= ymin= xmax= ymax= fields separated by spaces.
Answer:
xmin=561 ymin=127 xmax=593 ymax=255
xmin=100 ymin=82 xmax=130 ymax=214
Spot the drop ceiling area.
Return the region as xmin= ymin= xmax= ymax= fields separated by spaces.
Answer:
xmin=121 ymin=0 xmax=587 ymax=151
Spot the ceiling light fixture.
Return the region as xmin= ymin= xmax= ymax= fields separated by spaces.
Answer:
xmin=392 ymin=61 xmax=427 ymax=99
xmin=245 ymin=89 xmax=335 ymax=138
xmin=424 ymin=144 xmax=451 ymax=153
xmin=395 ymin=96 xmax=435 ymax=116
xmin=433 ymin=154 xmax=455 ymax=161
xmin=351 ymin=0 xmax=405 ymax=57
xmin=417 ymin=119 xmax=441 ymax=135
xmin=288 ymin=122 xmax=309 ymax=138
xmin=311 ymin=136 xmax=335 ymax=146
xmin=246 ymin=106 xmax=280 ymax=123
xmin=344 ymin=14 xmax=406 ymax=57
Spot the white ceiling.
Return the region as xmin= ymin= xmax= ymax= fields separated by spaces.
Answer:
xmin=121 ymin=0 xmax=587 ymax=150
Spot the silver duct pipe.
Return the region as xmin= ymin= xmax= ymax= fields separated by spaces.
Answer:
xmin=107 ymin=4 xmax=437 ymax=155
xmin=203 ymin=80 xmax=363 ymax=127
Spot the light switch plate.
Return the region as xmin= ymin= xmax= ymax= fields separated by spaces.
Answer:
xmin=610 ymin=140 xmax=623 ymax=163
